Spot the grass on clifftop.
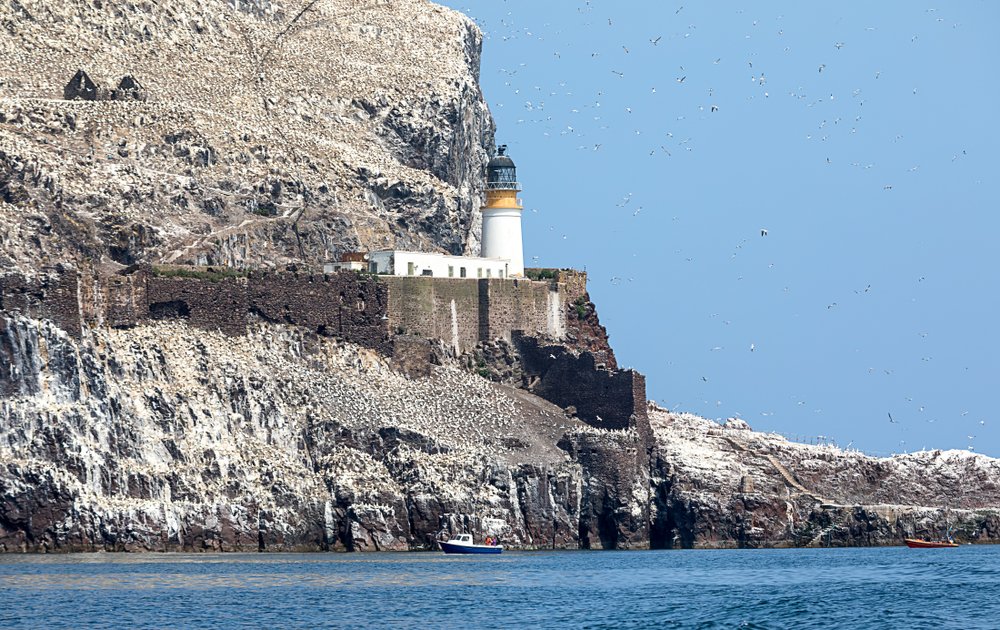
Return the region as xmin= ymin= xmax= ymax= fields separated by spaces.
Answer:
xmin=151 ymin=266 xmax=248 ymax=283
xmin=524 ymin=268 xmax=558 ymax=280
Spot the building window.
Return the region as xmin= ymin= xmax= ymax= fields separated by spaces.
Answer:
xmin=486 ymin=268 xmax=492 ymax=278
xmin=407 ymin=262 xmax=415 ymax=276
xmin=499 ymin=269 xmax=504 ymax=279
xmin=448 ymin=266 xmax=454 ymax=278
xmin=421 ymin=269 xmax=433 ymax=276
xmin=460 ymin=267 xmax=467 ymax=278
xmin=477 ymin=268 xmax=483 ymax=278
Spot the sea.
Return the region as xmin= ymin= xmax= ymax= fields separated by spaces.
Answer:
xmin=0 ymin=546 xmax=996 ymax=629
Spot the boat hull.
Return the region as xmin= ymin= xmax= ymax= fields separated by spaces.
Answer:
xmin=904 ymin=538 xmax=959 ymax=548
xmin=440 ymin=541 xmax=503 ymax=554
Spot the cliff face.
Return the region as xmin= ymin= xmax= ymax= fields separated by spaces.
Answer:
xmin=650 ymin=412 xmax=1000 ymax=548
xmin=4 ymin=310 xmax=997 ymax=552
xmin=0 ymin=0 xmax=494 ymax=273
xmin=0 ymin=315 xmax=651 ymax=551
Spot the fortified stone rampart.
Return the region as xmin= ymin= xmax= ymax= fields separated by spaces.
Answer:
xmin=1 ymin=266 xmax=575 ymax=357
xmin=83 ymin=267 xmax=149 ymax=328
xmin=0 ymin=267 xmax=81 ymax=339
xmin=382 ymin=277 xmax=481 ymax=353
xmin=147 ymin=275 xmax=248 ymax=337
xmin=482 ymin=278 xmax=562 ymax=344
xmin=515 ymin=334 xmax=651 ymax=447
xmin=247 ymin=271 xmax=390 ymax=352
xmin=381 ymin=276 xmax=566 ymax=354
xmin=0 ymin=266 xmax=392 ymax=351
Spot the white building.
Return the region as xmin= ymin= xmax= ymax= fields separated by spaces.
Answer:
xmin=367 ymin=250 xmax=509 ymax=279
xmin=323 ymin=145 xmax=528 ymax=280
xmin=323 ymin=260 xmax=366 ymax=273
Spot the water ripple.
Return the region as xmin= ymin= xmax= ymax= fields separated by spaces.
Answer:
xmin=0 ymin=547 xmax=997 ymax=629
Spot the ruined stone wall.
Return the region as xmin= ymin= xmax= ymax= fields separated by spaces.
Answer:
xmin=2 ymin=267 xmax=581 ymax=361
xmin=1 ymin=266 xmax=390 ymax=350
xmin=537 ymin=354 xmax=647 ymax=433
xmin=0 ymin=268 xmax=81 ymax=338
xmin=105 ymin=272 xmax=149 ymax=328
xmin=147 ymin=276 xmax=248 ymax=336
xmin=514 ymin=334 xmax=651 ymax=446
xmin=248 ymin=272 xmax=390 ymax=352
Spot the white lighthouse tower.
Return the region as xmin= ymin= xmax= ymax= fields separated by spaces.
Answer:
xmin=480 ymin=145 xmax=524 ymax=277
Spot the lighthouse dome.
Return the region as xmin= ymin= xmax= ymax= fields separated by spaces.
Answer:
xmin=486 ymin=145 xmax=519 ymax=190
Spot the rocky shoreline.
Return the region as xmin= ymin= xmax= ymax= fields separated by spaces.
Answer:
xmin=2 ymin=314 xmax=997 ymax=553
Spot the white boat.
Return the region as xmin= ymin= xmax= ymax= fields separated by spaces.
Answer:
xmin=439 ymin=534 xmax=503 ymax=554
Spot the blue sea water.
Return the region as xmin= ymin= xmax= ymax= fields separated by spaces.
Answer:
xmin=0 ymin=547 xmax=997 ymax=629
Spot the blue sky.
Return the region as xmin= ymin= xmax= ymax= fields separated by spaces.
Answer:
xmin=437 ymin=1 xmax=1000 ymax=457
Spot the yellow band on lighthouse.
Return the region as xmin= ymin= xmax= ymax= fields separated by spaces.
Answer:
xmin=485 ymin=189 xmax=521 ymax=210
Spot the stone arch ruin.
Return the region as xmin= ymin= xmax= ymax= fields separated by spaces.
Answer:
xmin=63 ymin=70 xmax=100 ymax=101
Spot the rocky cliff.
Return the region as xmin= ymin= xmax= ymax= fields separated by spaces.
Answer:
xmin=0 ymin=0 xmax=493 ymax=272
xmin=2 ymin=312 xmax=998 ymax=552
xmin=0 ymin=314 xmax=650 ymax=551
xmin=650 ymin=412 xmax=1000 ymax=548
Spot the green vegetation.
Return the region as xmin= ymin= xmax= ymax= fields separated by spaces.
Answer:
xmin=525 ymin=268 xmax=558 ymax=281
xmin=573 ymin=296 xmax=588 ymax=319
xmin=151 ymin=266 xmax=248 ymax=283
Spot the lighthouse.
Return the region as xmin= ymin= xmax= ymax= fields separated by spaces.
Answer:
xmin=481 ymin=145 xmax=524 ymax=277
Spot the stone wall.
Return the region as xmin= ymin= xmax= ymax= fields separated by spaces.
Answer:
xmin=147 ymin=275 xmax=248 ymax=337
xmin=515 ymin=334 xmax=651 ymax=446
xmin=7 ymin=266 xmax=390 ymax=350
xmin=248 ymin=271 xmax=390 ymax=352
xmin=382 ymin=276 xmax=566 ymax=354
xmin=382 ymin=277 xmax=481 ymax=353
xmin=102 ymin=270 xmax=148 ymax=328
xmin=482 ymin=278 xmax=557 ymax=343
xmin=1 ymin=266 xmax=588 ymax=368
xmin=538 ymin=354 xmax=648 ymax=438
xmin=0 ymin=267 xmax=81 ymax=338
